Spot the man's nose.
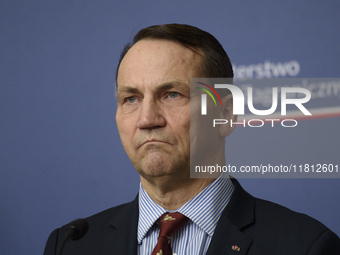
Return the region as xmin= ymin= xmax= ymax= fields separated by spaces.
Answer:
xmin=136 ymin=98 xmax=166 ymax=129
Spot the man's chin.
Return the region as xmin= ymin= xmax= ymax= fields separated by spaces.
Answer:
xmin=136 ymin=153 xmax=171 ymax=171
xmin=137 ymin=165 xmax=173 ymax=179
xmin=136 ymin=163 xmax=186 ymax=181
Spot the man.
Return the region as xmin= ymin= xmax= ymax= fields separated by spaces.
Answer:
xmin=44 ymin=24 xmax=340 ymax=255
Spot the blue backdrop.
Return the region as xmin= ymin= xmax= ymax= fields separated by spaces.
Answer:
xmin=1 ymin=1 xmax=339 ymax=254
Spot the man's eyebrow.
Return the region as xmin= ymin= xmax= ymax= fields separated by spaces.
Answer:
xmin=116 ymin=86 xmax=140 ymax=94
xmin=117 ymin=82 xmax=190 ymax=94
xmin=156 ymin=82 xmax=190 ymax=92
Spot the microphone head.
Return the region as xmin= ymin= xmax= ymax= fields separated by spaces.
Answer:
xmin=66 ymin=219 xmax=89 ymax=240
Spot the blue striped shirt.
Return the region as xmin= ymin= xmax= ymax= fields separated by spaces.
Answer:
xmin=137 ymin=175 xmax=234 ymax=255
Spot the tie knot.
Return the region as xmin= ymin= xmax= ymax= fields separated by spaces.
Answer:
xmin=158 ymin=212 xmax=189 ymax=238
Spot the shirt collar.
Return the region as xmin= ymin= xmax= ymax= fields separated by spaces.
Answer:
xmin=137 ymin=174 xmax=234 ymax=243
xmin=137 ymin=184 xmax=166 ymax=244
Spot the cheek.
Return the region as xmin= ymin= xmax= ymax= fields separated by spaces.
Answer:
xmin=116 ymin=115 xmax=136 ymax=143
xmin=169 ymin=105 xmax=189 ymax=123
xmin=170 ymin=109 xmax=190 ymax=141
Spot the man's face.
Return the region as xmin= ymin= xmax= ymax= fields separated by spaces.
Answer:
xmin=116 ymin=39 xmax=203 ymax=181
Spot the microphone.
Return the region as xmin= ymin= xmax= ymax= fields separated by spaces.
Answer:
xmin=56 ymin=218 xmax=89 ymax=255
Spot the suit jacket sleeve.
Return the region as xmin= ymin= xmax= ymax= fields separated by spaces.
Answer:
xmin=307 ymin=229 xmax=340 ymax=254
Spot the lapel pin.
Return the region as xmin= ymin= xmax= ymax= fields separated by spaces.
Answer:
xmin=231 ymin=245 xmax=241 ymax=251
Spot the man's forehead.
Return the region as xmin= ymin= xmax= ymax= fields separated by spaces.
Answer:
xmin=117 ymin=39 xmax=203 ymax=85
xmin=127 ymin=39 xmax=199 ymax=58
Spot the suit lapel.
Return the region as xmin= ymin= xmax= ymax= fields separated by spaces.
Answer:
xmin=106 ymin=196 xmax=139 ymax=255
xmin=206 ymin=178 xmax=254 ymax=255
xmin=104 ymin=179 xmax=254 ymax=255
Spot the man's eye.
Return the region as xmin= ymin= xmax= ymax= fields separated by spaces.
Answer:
xmin=126 ymin=97 xmax=136 ymax=103
xmin=168 ymin=92 xmax=180 ymax=98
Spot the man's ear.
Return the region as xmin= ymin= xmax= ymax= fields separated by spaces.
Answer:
xmin=219 ymin=94 xmax=237 ymax=137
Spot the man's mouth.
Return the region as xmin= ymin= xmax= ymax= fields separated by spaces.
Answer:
xmin=138 ymin=139 xmax=169 ymax=149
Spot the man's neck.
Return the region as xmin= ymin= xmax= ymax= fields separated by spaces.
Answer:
xmin=140 ymin=176 xmax=215 ymax=211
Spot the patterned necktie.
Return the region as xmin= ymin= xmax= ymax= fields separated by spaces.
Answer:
xmin=151 ymin=212 xmax=189 ymax=255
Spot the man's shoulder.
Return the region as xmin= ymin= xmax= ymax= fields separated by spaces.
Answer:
xmin=44 ymin=198 xmax=139 ymax=255
xmin=248 ymin=197 xmax=340 ymax=254
xmin=85 ymin=197 xmax=138 ymax=224
xmin=230 ymin=178 xmax=333 ymax=234
xmin=253 ymin=196 xmax=330 ymax=233
xmin=232 ymin=180 xmax=333 ymax=234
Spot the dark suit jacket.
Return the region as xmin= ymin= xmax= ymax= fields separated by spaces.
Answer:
xmin=44 ymin=179 xmax=340 ymax=254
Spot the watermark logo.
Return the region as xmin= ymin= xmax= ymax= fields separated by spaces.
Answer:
xmin=195 ymin=78 xmax=315 ymax=128
xmin=196 ymin=82 xmax=222 ymax=115
xmin=198 ymin=83 xmax=311 ymax=116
